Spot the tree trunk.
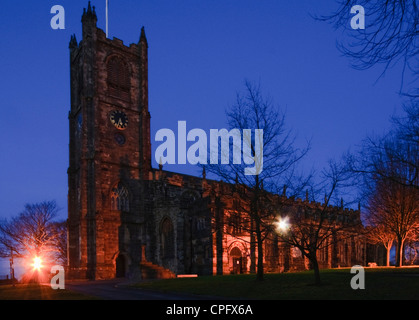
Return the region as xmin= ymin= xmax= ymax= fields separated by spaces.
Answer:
xmin=215 ymin=204 xmax=224 ymax=275
xmin=255 ymin=216 xmax=264 ymax=281
xmin=386 ymin=247 xmax=391 ymax=267
xmin=309 ymin=254 xmax=321 ymax=285
xmin=252 ymin=178 xmax=264 ymax=280
xmin=249 ymin=222 xmax=256 ymax=274
xmin=396 ymin=237 xmax=405 ymax=267
xmin=385 ymin=240 xmax=392 ymax=267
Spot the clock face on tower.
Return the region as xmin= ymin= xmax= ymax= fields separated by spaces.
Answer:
xmin=110 ymin=110 xmax=128 ymax=130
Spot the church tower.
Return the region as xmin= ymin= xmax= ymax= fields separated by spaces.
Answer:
xmin=67 ymin=2 xmax=151 ymax=279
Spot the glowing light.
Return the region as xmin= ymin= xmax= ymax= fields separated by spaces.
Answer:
xmin=275 ymin=216 xmax=290 ymax=233
xmin=32 ymin=256 xmax=43 ymax=271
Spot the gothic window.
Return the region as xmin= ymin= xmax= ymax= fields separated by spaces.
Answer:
xmin=111 ymin=182 xmax=130 ymax=211
xmin=160 ymin=217 xmax=174 ymax=259
xmin=318 ymin=245 xmax=327 ymax=263
xmin=195 ymin=217 xmax=205 ymax=231
xmin=228 ymin=211 xmax=243 ymax=235
xmin=107 ymin=56 xmax=130 ymax=101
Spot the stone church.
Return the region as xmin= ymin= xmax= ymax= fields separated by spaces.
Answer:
xmin=67 ymin=3 xmax=382 ymax=280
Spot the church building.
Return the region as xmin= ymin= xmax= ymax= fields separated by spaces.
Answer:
xmin=67 ymin=3 xmax=381 ymax=280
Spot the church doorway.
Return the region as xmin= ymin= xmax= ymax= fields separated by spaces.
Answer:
xmin=160 ymin=217 xmax=175 ymax=269
xmin=233 ymin=257 xmax=243 ymax=274
xmin=230 ymin=247 xmax=244 ymax=274
xmin=115 ymin=254 xmax=126 ymax=278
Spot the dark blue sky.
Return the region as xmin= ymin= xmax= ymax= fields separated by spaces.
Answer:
xmin=0 ymin=0 xmax=408 ymax=227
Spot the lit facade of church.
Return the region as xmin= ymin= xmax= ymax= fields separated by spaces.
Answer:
xmin=67 ymin=3 xmax=383 ymax=280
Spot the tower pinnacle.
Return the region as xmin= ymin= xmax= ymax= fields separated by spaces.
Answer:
xmin=139 ymin=26 xmax=148 ymax=47
xmin=82 ymin=1 xmax=97 ymax=21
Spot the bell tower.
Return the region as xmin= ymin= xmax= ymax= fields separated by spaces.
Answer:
xmin=67 ymin=2 xmax=151 ymax=279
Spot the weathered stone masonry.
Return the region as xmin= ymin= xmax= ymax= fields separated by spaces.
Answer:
xmin=67 ymin=3 xmax=385 ymax=280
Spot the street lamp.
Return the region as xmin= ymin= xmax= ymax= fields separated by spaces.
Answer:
xmin=274 ymin=216 xmax=290 ymax=233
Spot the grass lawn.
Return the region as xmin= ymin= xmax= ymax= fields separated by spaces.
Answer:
xmin=135 ymin=267 xmax=419 ymax=300
xmin=0 ymin=283 xmax=98 ymax=300
xmin=1 ymin=267 xmax=417 ymax=300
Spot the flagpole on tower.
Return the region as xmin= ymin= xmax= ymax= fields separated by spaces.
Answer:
xmin=106 ymin=0 xmax=109 ymax=38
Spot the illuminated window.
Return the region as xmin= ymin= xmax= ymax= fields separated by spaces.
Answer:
xmin=111 ymin=182 xmax=130 ymax=211
xmin=107 ymin=56 xmax=130 ymax=101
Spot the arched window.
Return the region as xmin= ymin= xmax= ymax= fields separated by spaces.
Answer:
xmin=107 ymin=56 xmax=130 ymax=101
xmin=160 ymin=217 xmax=174 ymax=259
xmin=111 ymin=182 xmax=130 ymax=211
xmin=229 ymin=211 xmax=243 ymax=235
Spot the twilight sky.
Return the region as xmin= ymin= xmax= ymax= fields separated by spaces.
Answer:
xmin=0 ymin=0 xmax=409 ymax=227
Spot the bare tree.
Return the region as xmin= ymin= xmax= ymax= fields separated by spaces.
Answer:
xmin=348 ymin=130 xmax=419 ymax=266
xmin=393 ymin=102 xmax=419 ymax=145
xmin=205 ymin=80 xmax=310 ymax=281
xmin=391 ymin=102 xmax=419 ymax=189
xmin=274 ymin=159 xmax=360 ymax=285
xmin=50 ymin=220 xmax=68 ymax=266
xmin=367 ymin=169 xmax=419 ymax=266
xmin=365 ymin=224 xmax=394 ymax=267
xmin=319 ymin=0 xmax=419 ymax=91
xmin=321 ymin=1 xmax=419 ymax=191
xmin=319 ymin=1 xmax=419 ymax=268
xmin=0 ymin=201 xmax=65 ymax=266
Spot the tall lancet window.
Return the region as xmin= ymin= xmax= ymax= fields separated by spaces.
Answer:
xmin=160 ymin=217 xmax=174 ymax=259
xmin=107 ymin=56 xmax=130 ymax=101
xmin=111 ymin=182 xmax=130 ymax=212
